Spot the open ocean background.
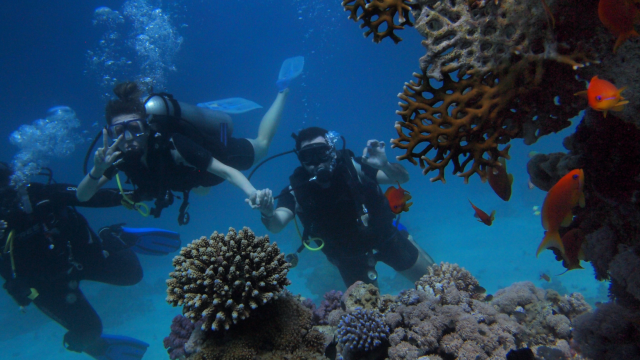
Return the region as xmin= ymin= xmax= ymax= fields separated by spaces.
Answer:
xmin=0 ymin=1 xmax=606 ymax=358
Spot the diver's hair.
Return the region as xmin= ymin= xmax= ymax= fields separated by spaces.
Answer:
xmin=295 ymin=127 xmax=328 ymax=150
xmin=105 ymin=82 xmax=146 ymax=125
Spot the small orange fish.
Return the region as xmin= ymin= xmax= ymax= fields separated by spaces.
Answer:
xmin=468 ymin=200 xmax=495 ymax=226
xmin=598 ymin=0 xmax=639 ymax=53
xmin=536 ymin=169 xmax=586 ymax=258
xmin=385 ymin=182 xmax=412 ymax=214
xmin=574 ymin=76 xmax=628 ymax=117
xmin=558 ymin=228 xmax=586 ymax=272
xmin=539 ymin=273 xmax=551 ymax=282
xmin=488 ymin=158 xmax=513 ymax=202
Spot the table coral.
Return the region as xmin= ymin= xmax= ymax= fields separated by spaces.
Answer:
xmin=342 ymin=0 xmax=416 ymax=43
xmin=166 ymin=227 xmax=291 ymax=331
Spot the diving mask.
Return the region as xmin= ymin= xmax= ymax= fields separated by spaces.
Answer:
xmin=107 ymin=118 xmax=147 ymax=140
xmin=298 ymin=143 xmax=333 ymax=166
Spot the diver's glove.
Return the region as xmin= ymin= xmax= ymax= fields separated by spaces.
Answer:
xmin=3 ymin=278 xmax=37 ymax=307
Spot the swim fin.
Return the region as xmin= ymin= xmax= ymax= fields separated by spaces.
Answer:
xmin=87 ymin=334 xmax=149 ymax=360
xmin=197 ymin=97 xmax=263 ymax=114
xmin=277 ymin=56 xmax=304 ymax=91
xmin=120 ymin=227 xmax=181 ymax=256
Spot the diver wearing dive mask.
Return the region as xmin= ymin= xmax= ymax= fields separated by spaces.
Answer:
xmin=251 ymin=127 xmax=435 ymax=288
xmin=296 ymin=132 xmax=338 ymax=188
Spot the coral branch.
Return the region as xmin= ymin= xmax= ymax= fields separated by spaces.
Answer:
xmin=342 ymin=0 xmax=416 ymax=43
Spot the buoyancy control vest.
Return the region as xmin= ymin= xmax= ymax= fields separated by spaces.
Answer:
xmin=288 ymin=150 xmax=396 ymax=256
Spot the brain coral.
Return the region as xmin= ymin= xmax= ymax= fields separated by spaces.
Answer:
xmin=166 ymin=227 xmax=291 ymax=331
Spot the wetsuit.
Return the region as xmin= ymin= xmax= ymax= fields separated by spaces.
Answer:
xmin=0 ymin=183 xmax=142 ymax=353
xmin=103 ymin=132 xmax=255 ymax=221
xmin=277 ymin=150 xmax=420 ymax=287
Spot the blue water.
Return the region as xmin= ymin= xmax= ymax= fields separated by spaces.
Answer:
xmin=0 ymin=1 xmax=606 ymax=358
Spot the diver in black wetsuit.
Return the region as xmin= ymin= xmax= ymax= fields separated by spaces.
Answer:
xmin=0 ymin=163 xmax=147 ymax=359
xmin=248 ymin=127 xmax=435 ymax=287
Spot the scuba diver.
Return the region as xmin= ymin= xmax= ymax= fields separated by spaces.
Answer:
xmin=77 ymin=57 xmax=302 ymax=225
xmin=247 ymin=127 xmax=435 ymax=287
xmin=0 ymin=163 xmax=180 ymax=360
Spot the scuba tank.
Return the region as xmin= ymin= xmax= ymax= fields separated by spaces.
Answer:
xmin=144 ymin=93 xmax=234 ymax=141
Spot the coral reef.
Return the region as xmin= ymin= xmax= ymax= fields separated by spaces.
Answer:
xmin=166 ymin=227 xmax=291 ymax=331
xmin=526 ymin=108 xmax=640 ymax=358
xmin=310 ymin=290 xmax=344 ymax=325
xmin=342 ymin=281 xmax=382 ymax=311
xmin=185 ymin=291 xmax=327 ymax=360
xmin=384 ymin=263 xmax=590 ymax=359
xmin=415 ymin=262 xmax=485 ymax=303
xmin=164 ymin=315 xmax=195 ymax=360
xmin=164 ymin=315 xmax=205 ymax=359
xmin=388 ymin=0 xmax=602 ymax=182
xmin=337 ymin=308 xmax=390 ymax=359
xmin=342 ymin=0 xmax=415 ymax=43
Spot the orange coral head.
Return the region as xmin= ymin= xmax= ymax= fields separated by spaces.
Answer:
xmin=385 ymin=182 xmax=413 ymax=214
xmin=468 ymin=199 xmax=495 ymax=226
xmin=487 ymin=158 xmax=514 ymax=201
xmin=575 ymin=76 xmax=629 ymax=117
xmin=598 ymin=0 xmax=640 ymax=52
xmin=536 ymin=169 xmax=585 ymax=258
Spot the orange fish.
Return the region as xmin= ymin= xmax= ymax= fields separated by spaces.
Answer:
xmin=574 ymin=76 xmax=628 ymax=117
xmin=536 ymin=169 xmax=586 ymax=258
xmin=385 ymin=183 xmax=412 ymax=214
xmin=558 ymin=228 xmax=586 ymax=272
xmin=598 ymin=0 xmax=639 ymax=53
xmin=487 ymin=158 xmax=513 ymax=201
xmin=468 ymin=200 xmax=495 ymax=226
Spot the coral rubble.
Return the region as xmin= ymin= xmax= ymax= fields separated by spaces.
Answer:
xmin=166 ymin=227 xmax=291 ymax=331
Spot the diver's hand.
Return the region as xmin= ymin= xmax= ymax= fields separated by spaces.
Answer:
xmin=93 ymin=130 xmax=123 ymax=174
xmin=361 ymin=140 xmax=389 ymax=170
xmin=246 ymin=189 xmax=275 ymax=217
xmin=0 ymin=220 xmax=6 ymax=241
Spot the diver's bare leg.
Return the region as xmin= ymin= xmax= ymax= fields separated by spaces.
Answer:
xmin=248 ymin=89 xmax=289 ymax=164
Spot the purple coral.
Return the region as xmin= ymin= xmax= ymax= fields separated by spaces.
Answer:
xmin=312 ymin=290 xmax=343 ymax=325
xmin=337 ymin=307 xmax=389 ymax=353
xmin=163 ymin=315 xmax=195 ymax=360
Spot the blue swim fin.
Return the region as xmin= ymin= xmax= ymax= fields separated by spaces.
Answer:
xmin=87 ymin=334 xmax=149 ymax=360
xmin=277 ymin=56 xmax=304 ymax=91
xmin=197 ymin=97 xmax=263 ymax=114
xmin=121 ymin=227 xmax=181 ymax=256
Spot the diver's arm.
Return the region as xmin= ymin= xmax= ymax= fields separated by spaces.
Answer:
xmin=206 ymin=157 xmax=257 ymax=197
xmin=376 ymin=162 xmax=409 ymax=185
xmin=77 ymin=171 xmax=111 ymax=202
xmin=262 ymin=207 xmax=294 ymax=233
xmin=47 ymin=184 xmax=123 ymax=208
xmin=360 ymin=139 xmax=409 ymax=185
xmin=77 ymin=131 xmax=123 ymax=202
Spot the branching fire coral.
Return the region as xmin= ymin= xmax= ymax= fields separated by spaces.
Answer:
xmin=342 ymin=0 xmax=416 ymax=43
xmin=166 ymin=227 xmax=291 ymax=332
xmin=389 ymin=0 xmax=593 ymax=182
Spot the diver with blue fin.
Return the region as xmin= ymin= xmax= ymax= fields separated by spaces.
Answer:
xmin=0 ymin=163 xmax=178 ymax=360
xmin=78 ymin=56 xmax=304 ymax=226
